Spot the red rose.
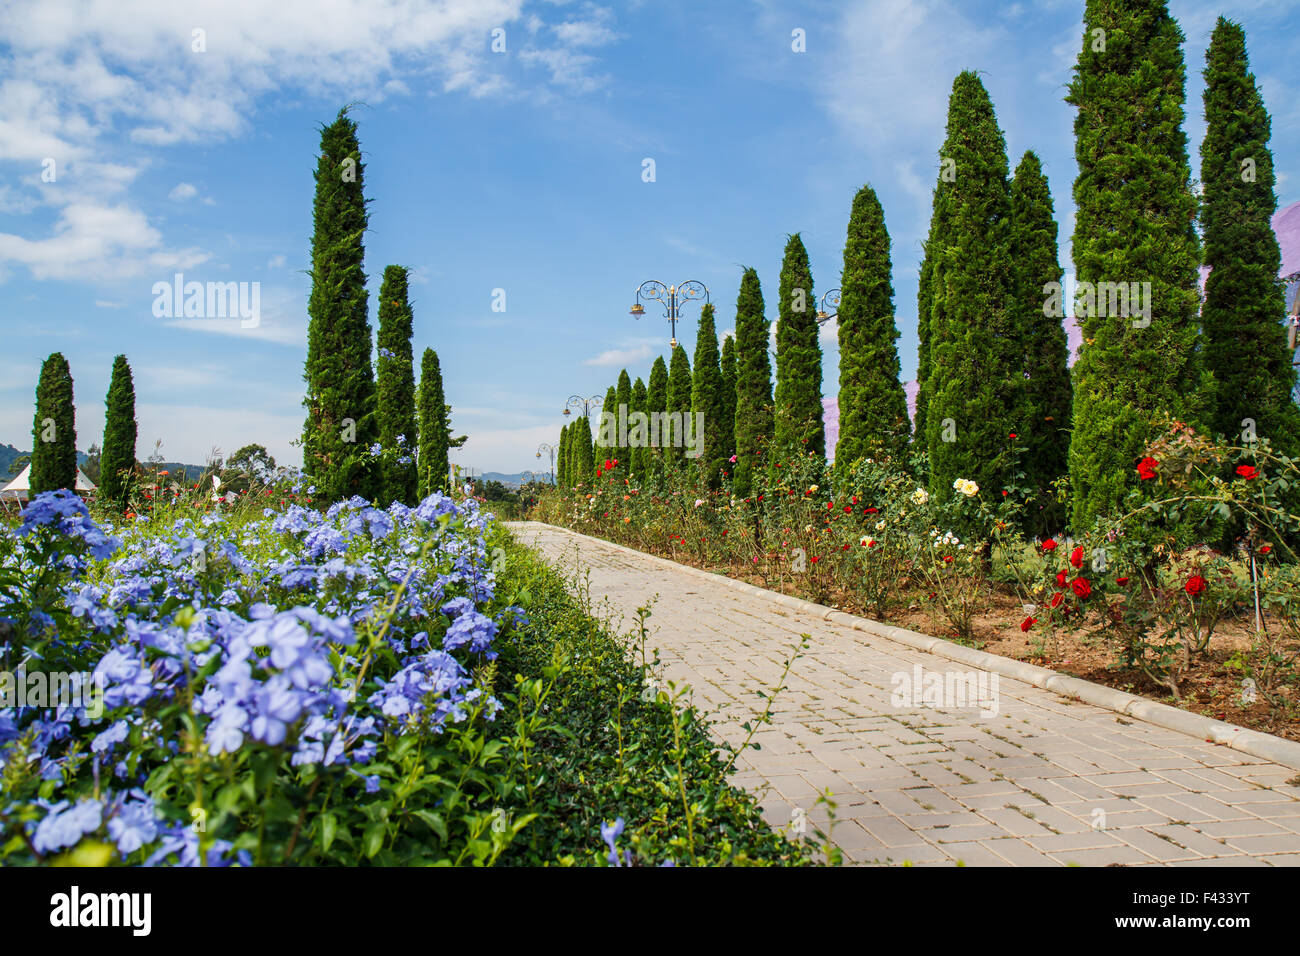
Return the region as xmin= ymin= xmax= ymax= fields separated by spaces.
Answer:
xmin=810 ymin=556 xmax=820 ymax=564
xmin=1116 ymin=576 xmax=1130 ymax=585
xmin=851 ymin=496 xmax=858 ymax=504
xmin=865 ymin=507 xmax=878 ymax=514
xmin=1236 ymin=465 xmax=1259 ymax=480
xmin=1050 ymin=592 xmax=1064 ymax=609
xmin=1020 ymin=616 xmax=1036 ymax=632
xmin=1260 ymin=545 xmax=1273 ymax=555
xmin=1070 ymin=546 xmax=1084 ymax=569
xmin=1071 ymin=577 xmax=1092 ymax=598
xmin=1009 ymin=432 xmax=1018 ymax=439
xmin=1184 ymin=575 xmax=1207 ymax=596
xmin=1055 ymin=570 xmax=1068 ymax=587
xmin=1042 ymin=540 xmax=1058 ymax=552
xmin=844 ymin=506 xmax=853 ymax=513
xmin=943 ymin=555 xmax=954 ymax=563
xmin=1137 ymin=457 xmax=1158 ymax=480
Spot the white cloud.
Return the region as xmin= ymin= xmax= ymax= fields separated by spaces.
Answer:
xmin=168 ymin=182 xmax=198 ymax=201
xmin=821 ymin=0 xmax=1004 ymax=152
xmin=267 ymin=254 xmax=287 ymax=269
xmin=583 ymin=343 xmax=654 ymax=367
xmin=94 ymin=299 xmax=123 ymax=308
xmin=0 ymin=201 xmax=209 ymax=280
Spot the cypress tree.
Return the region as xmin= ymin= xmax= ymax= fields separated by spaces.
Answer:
xmin=925 ymin=71 xmax=1019 ymax=501
xmin=1010 ymin=151 xmax=1072 ymax=527
xmin=691 ymin=303 xmax=727 ymax=487
xmin=417 ymin=348 xmax=450 ymax=497
xmin=557 ymin=424 xmax=569 ymax=488
xmin=835 ymin=184 xmax=910 ymax=476
xmin=733 ymin=268 xmax=773 ymax=497
xmin=615 ymin=371 xmax=633 ymax=473
xmin=630 ymin=376 xmax=648 ymax=479
xmin=1066 ymin=1 xmax=1203 ymax=530
xmin=774 ymin=234 xmax=824 ymax=458
xmin=302 ymin=107 xmax=379 ymax=502
xmin=720 ymin=334 xmax=738 ymax=463
xmin=647 ymin=356 xmax=669 ymax=478
xmin=376 ymin=265 xmax=418 ymax=506
xmin=597 ymin=385 xmax=617 ymax=469
xmin=1201 ymin=17 xmax=1299 ymax=451
xmin=99 ymin=354 xmax=137 ymax=505
xmin=666 ymin=346 xmax=693 ymax=471
xmin=30 ymin=352 xmax=77 ymax=495
xmin=914 ymin=152 xmax=955 ymax=451
xmin=573 ymin=415 xmax=594 ymax=483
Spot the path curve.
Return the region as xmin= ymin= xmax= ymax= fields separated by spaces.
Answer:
xmin=509 ymin=521 xmax=1300 ymax=866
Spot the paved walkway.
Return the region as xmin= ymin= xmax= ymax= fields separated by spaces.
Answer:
xmin=509 ymin=521 xmax=1300 ymax=866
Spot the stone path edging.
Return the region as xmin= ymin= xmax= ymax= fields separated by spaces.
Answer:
xmin=510 ymin=521 xmax=1300 ymax=772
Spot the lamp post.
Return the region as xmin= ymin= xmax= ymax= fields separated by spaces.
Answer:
xmin=536 ymin=443 xmax=556 ymax=485
xmin=630 ymin=279 xmax=709 ymax=348
xmin=563 ymin=395 xmax=602 ymax=418
xmin=816 ymin=289 xmax=841 ymax=326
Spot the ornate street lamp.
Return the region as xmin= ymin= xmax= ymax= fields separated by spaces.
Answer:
xmin=816 ymin=288 xmax=841 ymax=325
xmin=563 ymin=394 xmax=603 ymax=418
xmin=631 ymin=279 xmax=709 ymax=348
xmin=536 ymin=443 xmax=556 ymax=484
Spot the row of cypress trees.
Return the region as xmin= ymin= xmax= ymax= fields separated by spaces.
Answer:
xmin=558 ymin=4 xmax=1294 ymax=540
xmin=300 ymin=107 xmax=460 ymax=506
xmin=28 ymin=353 xmax=137 ymax=504
xmin=910 ymin=7 xmax=1295 ymax=532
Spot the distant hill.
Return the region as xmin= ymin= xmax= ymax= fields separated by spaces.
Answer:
xmin=0 ymin=443 xmax=204 ymax=483
xmin=471 ymin=471 xmax=554 ymax=489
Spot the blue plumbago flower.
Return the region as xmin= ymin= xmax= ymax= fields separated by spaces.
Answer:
xmin=368 ymin=443 xmax=383 ymax=455
xmin=600 ymin=817 xmax=625 ymax=866
xmin=377 ymin=347 xmax=395 ymax=359
xmin=106 ymin=790 xmax=159 ymax=855
xmin=1 ymin=478 xmax=513 ymax=865
xmin=32 ymin=798 xmax=104 ymax=854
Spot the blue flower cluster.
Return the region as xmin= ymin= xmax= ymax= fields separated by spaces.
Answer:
xmin=0 ymin=489 xmax=518 ymax=865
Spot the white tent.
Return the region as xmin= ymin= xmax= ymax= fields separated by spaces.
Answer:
xmin=1 ymin=464 xmax=97 ymax=505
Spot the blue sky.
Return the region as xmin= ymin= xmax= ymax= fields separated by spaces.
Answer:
xmin=1 ymin=0 xmax=1297 ymax=474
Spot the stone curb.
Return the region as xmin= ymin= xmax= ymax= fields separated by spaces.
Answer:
xmin=507 ymin=521 xmax=1300 ymax=772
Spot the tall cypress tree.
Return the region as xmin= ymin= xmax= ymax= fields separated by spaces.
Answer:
xmin=417 ymin=348 xmax=450 ymax=497
xmin=1066 ymin=1 xmax=1203 ymax=530
xmin=99 ymin=354 xmax=137 ymax=505
xmin=630 ymin=376 xmax=648 ymax=479
xmin=914 ymin=153 xmax=955 ymax=452
xmin=615 ymin=370 xmax=633 ymax=474
xmin=573 ymin=415 xmax=594 ymax=483
xmin=598 ymin=385 xmax=617 ymax=468
xmin=30 ymin=352 xmax=77 ymax=495
xmin=774 ymin=234 xmax=825 ymax=458
xmin=302 ymin=107 xmax=378 ymax=502
xmin=691 ymin=303 xmax=727 ymax=487
xmin=733 ymin=268 xmax=773 ymax=497
xmin=376 ymin=265 xmax=418 ymax=506
xmin=925 ymin=71 xmax=1019 ymax=501
xmin=720 ymin=334 xmax=738 ymax=464
xmin=666 ymin=346 xmax=693 ymax=471
xmin=557 ymin=423 xmax=569 ymax=488
xmin=1201 ymin=17 xmax=1299 ymax=451
xmin=835 ymin=184 xmax=909 ymax=476
xmin=647 ymin=356 xmax=669 ymax=478
xmin=1010 ymin=151 xmax=1072 ymax=528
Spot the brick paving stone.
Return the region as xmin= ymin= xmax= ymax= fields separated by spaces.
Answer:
xmin=509 ymin=522 xmax=1300 ymax=867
